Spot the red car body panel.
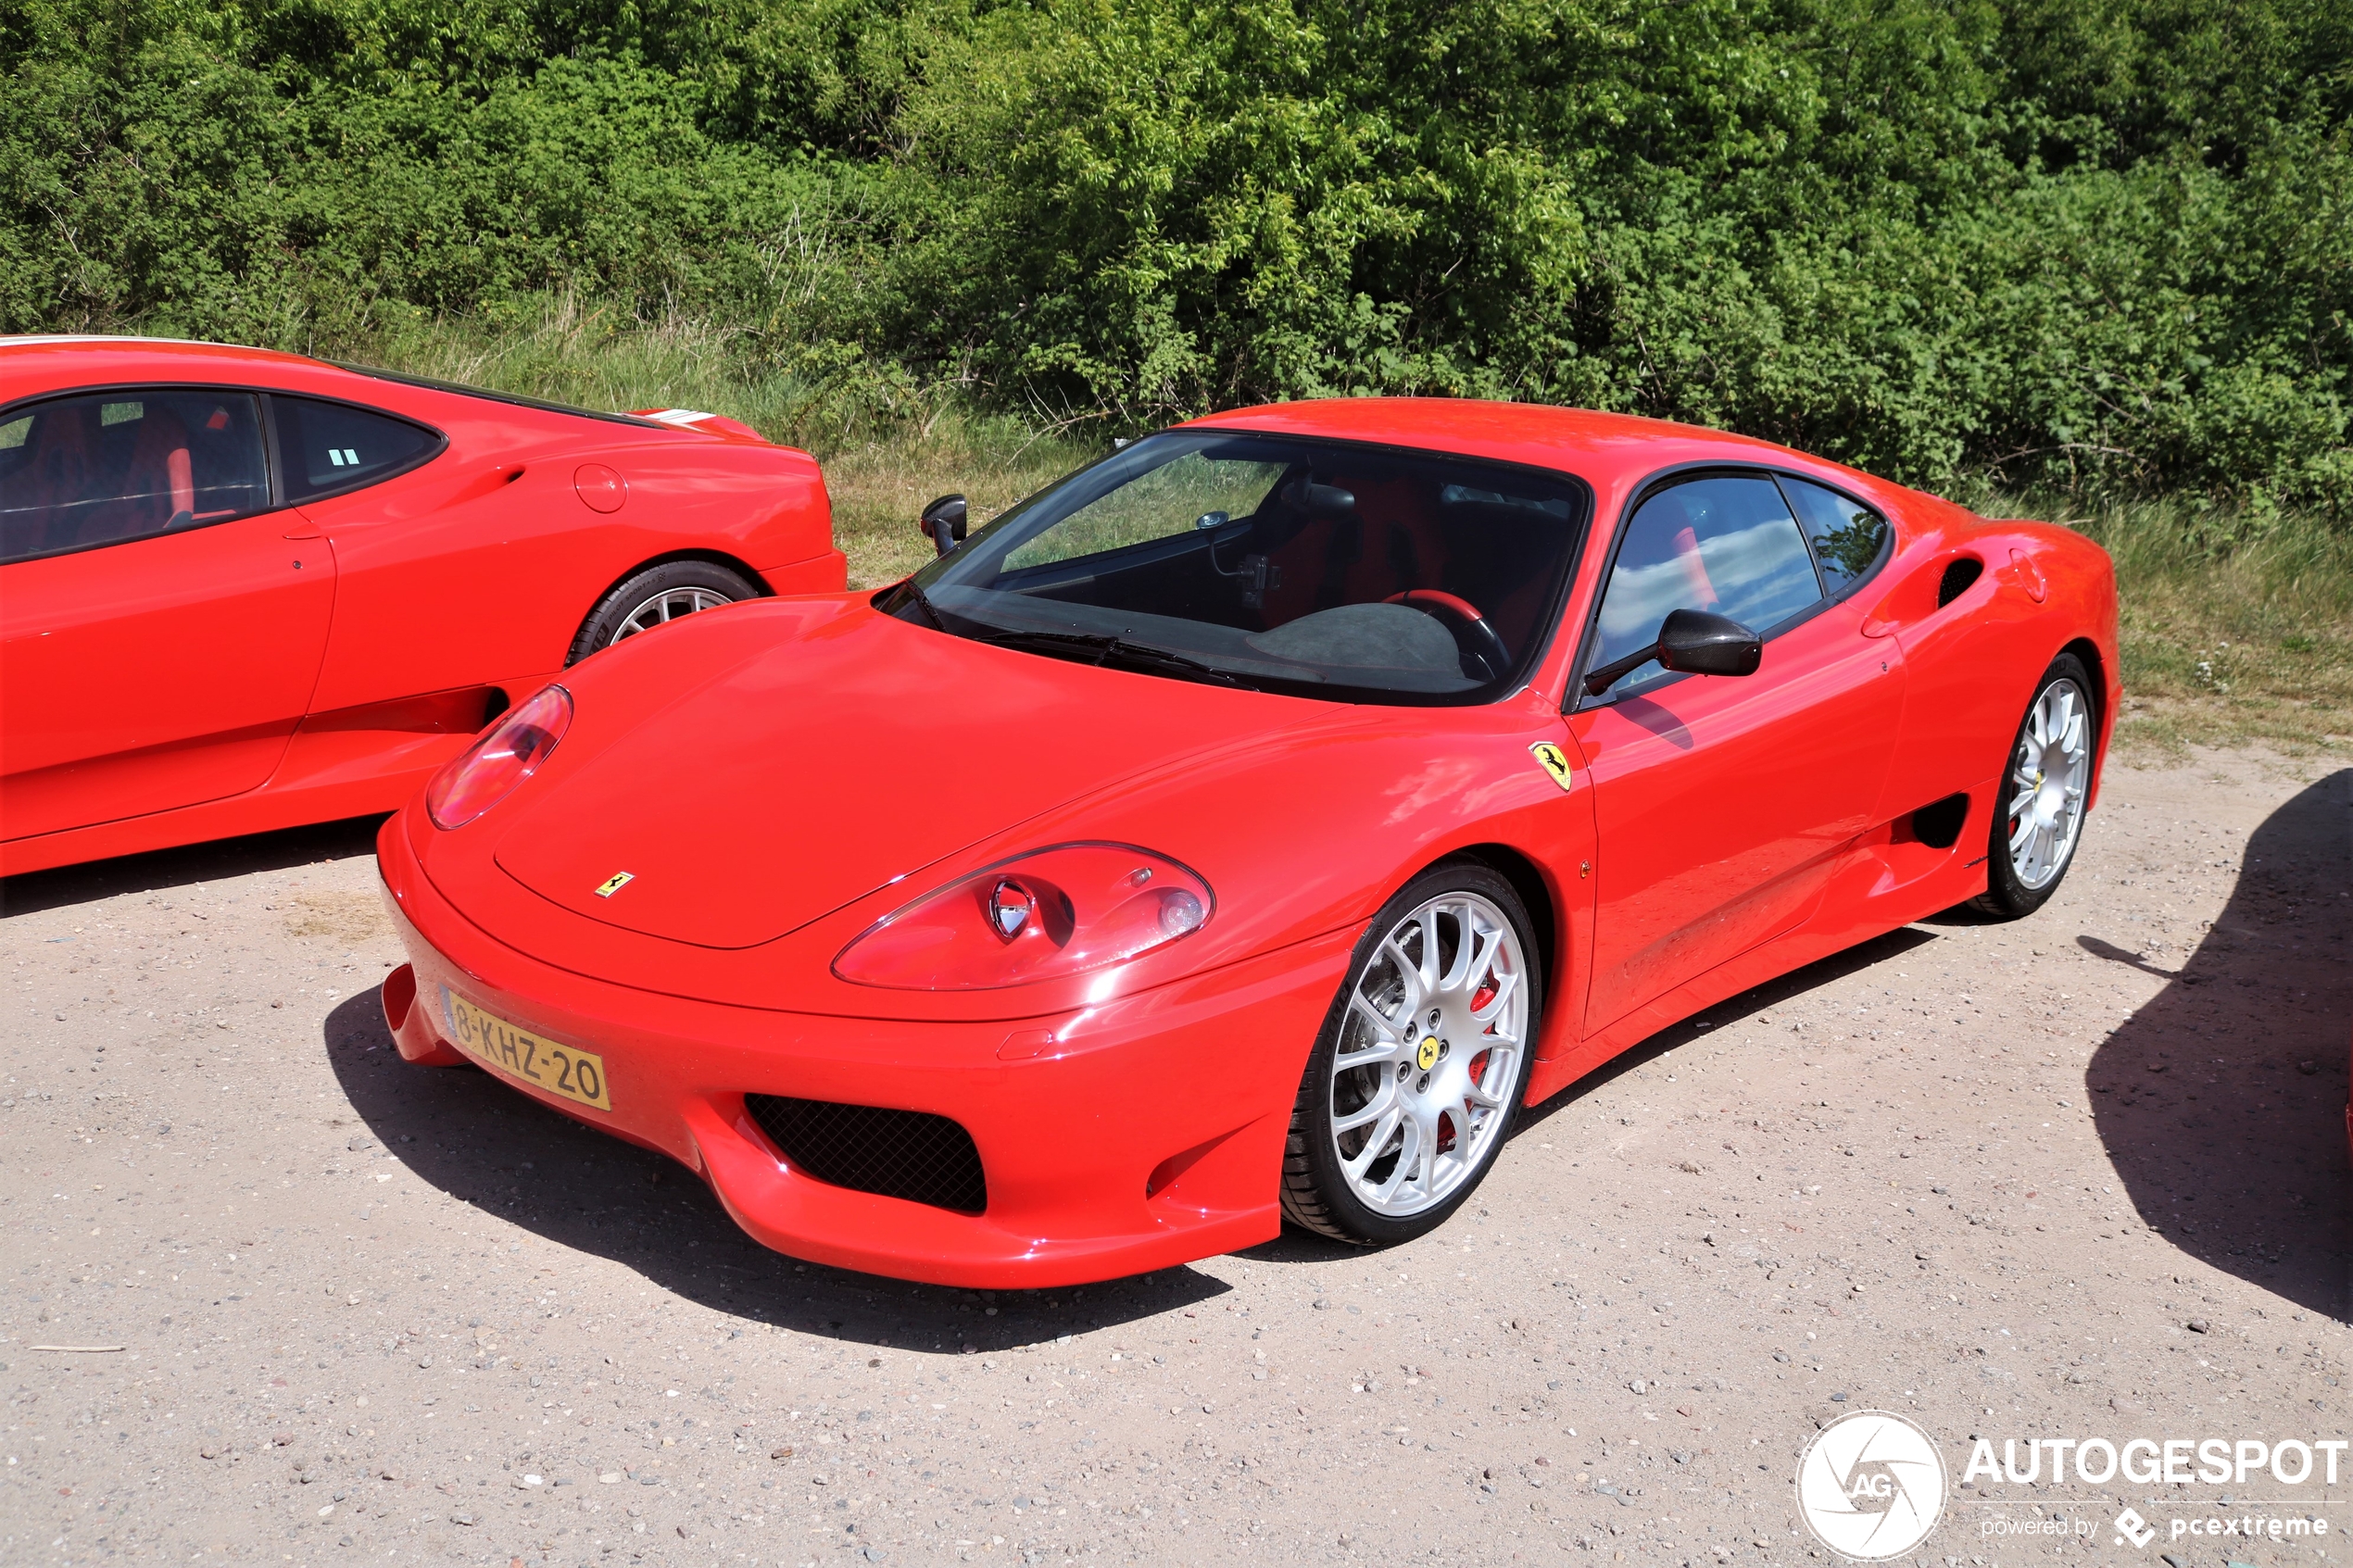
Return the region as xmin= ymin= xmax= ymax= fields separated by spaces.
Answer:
xmin=0 ymin=338 xmax=844 ymax=875
xmin=371 ymin=398 xmax=2119 ymax=1286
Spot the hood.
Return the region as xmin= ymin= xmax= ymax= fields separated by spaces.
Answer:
xmin=492 ymin=607 xmax=1311 ymax=949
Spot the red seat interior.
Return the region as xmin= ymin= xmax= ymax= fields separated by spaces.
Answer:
xmin=2 ymin=403 xmax=197 ymax=557
xmin=4 ymin=402 xmax=107 ymax=557
xmin=77 ymin=407 xmax=193 ymax=547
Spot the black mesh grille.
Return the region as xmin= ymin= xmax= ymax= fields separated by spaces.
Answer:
xmin=745 ymin=1095 xmax=988 ymax=1214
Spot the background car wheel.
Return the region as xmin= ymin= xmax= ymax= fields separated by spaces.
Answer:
xmin=1280 ymin=861 xmax=1541 ymax=1247
xmin=567 ymin=560 xmax=761 ymax=665
xmin=1969 ymin=651 xmax=2097 ymax=920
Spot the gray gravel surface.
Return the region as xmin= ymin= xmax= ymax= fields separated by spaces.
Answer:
xmin=3 ymin=754 xmax=2347 ymax=1567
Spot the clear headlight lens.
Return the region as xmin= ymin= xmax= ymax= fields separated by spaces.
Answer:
xmin=425 ymin=684 xmax=573 ymax=829
xmin=833 ymin=843 xmax=1214 ymax=990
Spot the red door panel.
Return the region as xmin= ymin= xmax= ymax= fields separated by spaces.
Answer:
xmin=0 ymin=518 xmax=334 ymax=838
xmin=1565 ymin=601 xmax=1903 ymax=1033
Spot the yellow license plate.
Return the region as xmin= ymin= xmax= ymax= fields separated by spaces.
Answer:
xmin=442 ymin=989 xmax=612 ymax=1112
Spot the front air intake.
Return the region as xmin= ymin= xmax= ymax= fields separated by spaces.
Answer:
xmin=744 ymin=1095 xmax=988 ymax=1214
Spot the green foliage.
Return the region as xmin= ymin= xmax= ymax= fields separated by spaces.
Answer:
xmin=2034 ymin=490 xmax=2352 ymax=751
xmin=3 ymin=0 xmax=2347 ymax=512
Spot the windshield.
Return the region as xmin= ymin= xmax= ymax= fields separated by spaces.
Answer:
xmin=881 ymin=431 xmax=1590 ymax=703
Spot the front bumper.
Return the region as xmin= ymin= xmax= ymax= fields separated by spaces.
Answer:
xmin=375 ymin=817 xmax=1352 ymax=1287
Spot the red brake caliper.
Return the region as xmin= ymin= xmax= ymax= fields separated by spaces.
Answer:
xmin=1453 ymin=970 xmax=1500 ymax=1149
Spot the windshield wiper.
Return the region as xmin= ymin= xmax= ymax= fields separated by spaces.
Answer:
xmin=972 ymin=628 xmax=1244 ymax=687
xmin=898 ymin=579 xmax=950 ymax=633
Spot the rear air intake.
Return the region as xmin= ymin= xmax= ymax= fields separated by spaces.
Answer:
xmin=744 ymin=1095 xmax=988 ymax=1214
xmin=1936 ymin=557 xmax=1983 ymax=608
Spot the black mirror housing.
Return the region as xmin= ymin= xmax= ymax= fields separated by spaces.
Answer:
xmin=1581 ymin=607 xmax=1762 ymax=696
xmin=1655 ymin=608 xmax=1762 ymax=677
xmin=920 ymin=494 xmax=968 ymax=557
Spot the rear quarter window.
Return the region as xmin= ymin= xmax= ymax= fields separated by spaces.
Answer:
xmin=273 ymin=395 xmax=444 ymax=503
xmin=1780 ymin=476 xmax=1890 ymax=592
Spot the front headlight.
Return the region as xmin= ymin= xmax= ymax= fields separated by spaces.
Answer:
xmin=425 ymin=684 xmax=573 ymax=829
xmin=832 ymin=843 xmax=1214 ymax=990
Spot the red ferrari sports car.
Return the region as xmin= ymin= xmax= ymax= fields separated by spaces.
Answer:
xmin=376 ymin=399 xmax=2118 ymax=1286
xmin=0 ymin=337 xmax=843 ymax=876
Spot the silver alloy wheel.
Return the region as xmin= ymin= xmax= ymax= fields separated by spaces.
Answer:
xmin=2007 ymin=676 xmax=2092 ymax=890
xmin=607 ymin=585 xmax=732 ymax=647
xmin=1327 ymin=891 xmax=1529 ymax=1218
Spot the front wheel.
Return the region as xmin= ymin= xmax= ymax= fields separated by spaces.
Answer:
xmin=1279 ymin=862 xmax=1541 ymax=1246
xmin=1969 ymin=651 xmax=2097 ymax=920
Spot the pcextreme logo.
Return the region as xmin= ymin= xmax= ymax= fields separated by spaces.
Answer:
xmin=1794 ymin=1411 xmax=1949 ymax=1561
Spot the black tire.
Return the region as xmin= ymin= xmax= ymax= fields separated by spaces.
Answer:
xmin=1280 ymin=860 xmax=1542 ymax=1246
xmin=1968 ymin=650 xmax=2098 ymax=920
xmin=566 ymin=560 xmax=762 ymax=665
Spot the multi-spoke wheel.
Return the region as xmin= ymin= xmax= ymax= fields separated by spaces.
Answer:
xmin=1971 ymin=652 xmax=2098 ymax=919
xmin=1281 ymin=862 xmax=1541 ymax=1244
xmin=612 ymin=584 xmax=732 ymax=643
xmin=567 ymin=561 xmax=761 ymax=665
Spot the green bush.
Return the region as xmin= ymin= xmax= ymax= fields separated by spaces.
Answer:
xmin=2 ymin=0 xmax=2347 ymax=513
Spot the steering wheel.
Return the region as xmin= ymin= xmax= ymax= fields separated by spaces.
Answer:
xmin=1386 ymin=590 xmax=1510 ymax=681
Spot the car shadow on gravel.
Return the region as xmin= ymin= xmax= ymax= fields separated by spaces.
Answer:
xmin=1516 ymin=925 xmax=1945 ymax=1135
xmin=321 ymin=992 xmax=1229 ymax=1348
xmin=2077 ymin=769 xmax=2352 ymax=1322
xmin=0 ymin=814 xmax=389 ymax=917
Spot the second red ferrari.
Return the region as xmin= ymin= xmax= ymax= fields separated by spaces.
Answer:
xmin=0 ymin=336 xmax=844 ymax=876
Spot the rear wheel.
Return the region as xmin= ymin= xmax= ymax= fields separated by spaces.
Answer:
xmin=1969 ymin=651 xmax=2096 ymax=919
xmin=568 ymin=560 xmax=761 ymax=665
xmin=1280 ymin=862 xmax=1540 ymax=1246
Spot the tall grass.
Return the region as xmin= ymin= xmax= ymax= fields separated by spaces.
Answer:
xmin=2027 ymin=497 xmax=2353 ymax=753
xmin=350 ymin=306 xmax=2348 ymax=752
xmin=359 ymin=297 xmax=1100 ymax=589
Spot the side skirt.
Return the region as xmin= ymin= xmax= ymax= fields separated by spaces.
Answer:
xmin=1525 ymin=774 xmax=2000 ymax=1104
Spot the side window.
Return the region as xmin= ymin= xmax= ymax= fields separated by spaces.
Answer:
xmin=1780 ymin=476 xmax=1888 ymax=593
xmin=1587 ymin=474 xmax=1823 ymax=699
xmin=273 ymin=395 xmax=442 ymax=504
xmin=0 ymin=390 xmax=269 ymax=565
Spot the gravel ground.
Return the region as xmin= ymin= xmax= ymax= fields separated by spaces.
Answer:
xmin=3 ymin=751 xmax=2347 ymax=1568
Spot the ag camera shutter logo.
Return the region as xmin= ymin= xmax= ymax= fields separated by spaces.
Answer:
xmin=1795 ymin=1411 xmax=1948 ymax=1560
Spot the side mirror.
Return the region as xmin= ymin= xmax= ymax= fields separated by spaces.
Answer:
xmin=920 ymin=494 xmax=968 ymax=557
xmin=1582 ymin=608 xmax=1760 ymax=696
xmin=1656 ymin=608 xmax=1763 ymax=676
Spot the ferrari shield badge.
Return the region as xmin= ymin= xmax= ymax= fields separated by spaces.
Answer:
xmin=1529 ymin=742 xmax=1574 ymax=791
xmin=594 ymin=872 xmax=635 ymax=898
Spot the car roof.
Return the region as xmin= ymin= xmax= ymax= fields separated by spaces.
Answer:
xmin=0 ymin=334 xmax=333 ymax=375
xmin=0 ymin=336 xmax=669 ymax=432
xmin=1184 ymin=397 xmax=1848 ymax=489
